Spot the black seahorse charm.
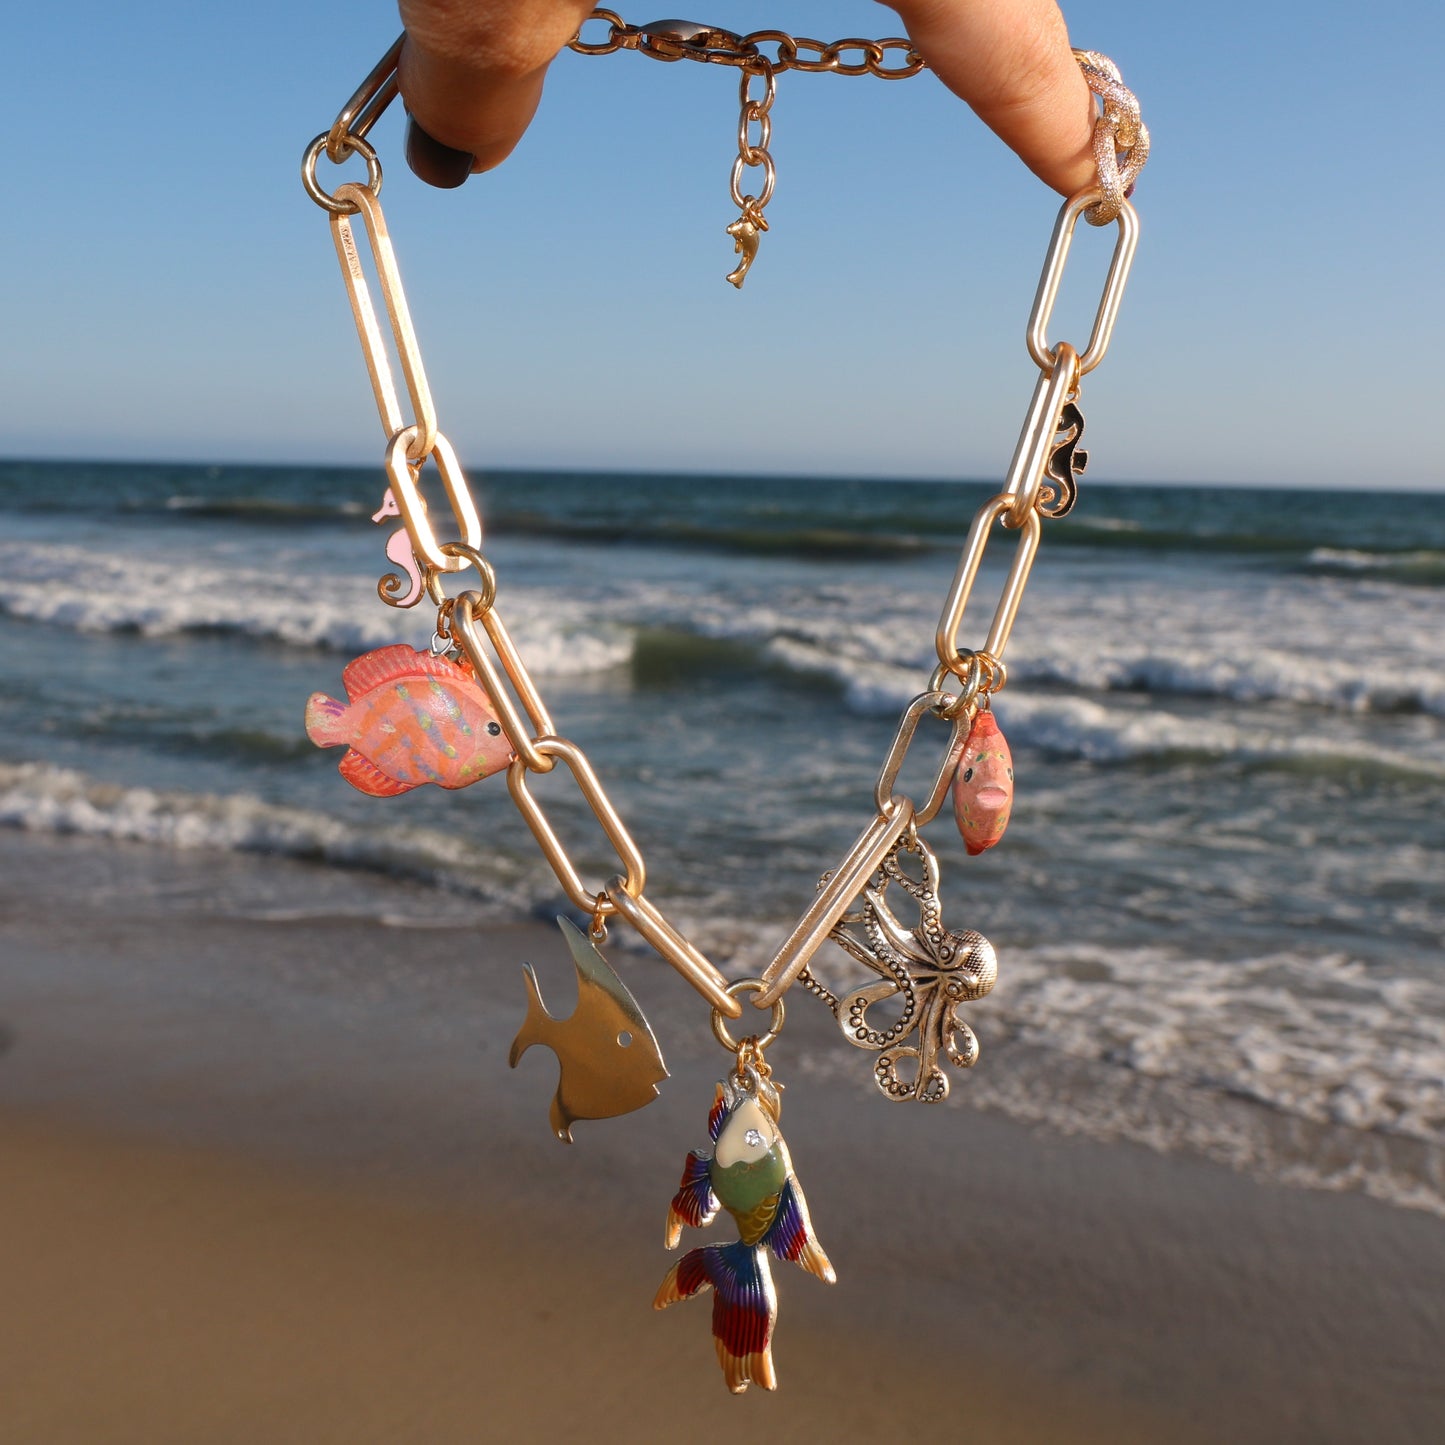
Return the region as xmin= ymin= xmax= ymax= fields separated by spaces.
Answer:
xmin=1040 ymin=400 xmax=1088 ymax=518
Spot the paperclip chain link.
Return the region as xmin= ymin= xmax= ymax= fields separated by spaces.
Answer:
xmin=301 ymin=23 xmax=1146 ymax=1020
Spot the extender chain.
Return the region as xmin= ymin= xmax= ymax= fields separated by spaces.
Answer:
xmin=300 ymin=16 xmax=1145 ymax=1098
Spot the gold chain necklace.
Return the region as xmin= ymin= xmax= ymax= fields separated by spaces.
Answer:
xmin=299 ymin=11 xmax=1147 ymax=1393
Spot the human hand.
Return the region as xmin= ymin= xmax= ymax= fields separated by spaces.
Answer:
xmin=398 ymin=0 xmax=596 ymax=185
xmin=398 ymin=1 xmax=1096 ymax=195
xmin=885 ymin=1 xmax=1095 ymax=194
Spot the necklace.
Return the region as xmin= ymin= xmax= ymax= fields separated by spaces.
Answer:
xmin=299 ymin=10 xmax=1147 ymax=1393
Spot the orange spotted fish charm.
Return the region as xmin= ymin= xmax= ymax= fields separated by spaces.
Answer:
xmin=952 ymin=708 xmax=1014 ymax=855
xmin=304 ymin=645 xmax=512 ymax=797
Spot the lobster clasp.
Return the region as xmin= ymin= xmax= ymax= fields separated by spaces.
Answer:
xmin=637 ymin=20 xmax=757 ymax=64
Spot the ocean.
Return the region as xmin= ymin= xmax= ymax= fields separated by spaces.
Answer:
xmin=2 ymin=459 xmax=1442 ymax=1215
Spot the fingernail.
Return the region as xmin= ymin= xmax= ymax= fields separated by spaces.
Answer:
xmin=405 ymin=117 xmax=476 ymax=189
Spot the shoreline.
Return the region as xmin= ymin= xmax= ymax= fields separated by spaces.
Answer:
xmin=2 ymin=831 xmax=1443 ymax=1442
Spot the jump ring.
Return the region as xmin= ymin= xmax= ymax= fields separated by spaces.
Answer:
xmin=301 ymin=132 xmax=382 ymax=214
xmin=440 ymin=543 xmax=498 ymax=601
xmin=424 ymin=553 xmax=498 ymax=614
xmin=711 ymin=978 xmax=784 ymax=1052
xmin=927 ymin=651 xmax=984 ymax=718
xmin=589 ymin=892 xmax=610 ymax=943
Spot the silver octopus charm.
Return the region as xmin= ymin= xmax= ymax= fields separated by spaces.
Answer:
xmin=802 ymin=835 xmax=996 ymax=1102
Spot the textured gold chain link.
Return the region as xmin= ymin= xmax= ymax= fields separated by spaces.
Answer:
xmin=1072 ymin=49 xmax=1149 ymax=225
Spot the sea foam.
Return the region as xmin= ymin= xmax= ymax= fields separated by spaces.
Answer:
xmin=741 ymin=925 xmax=1445 ymax=1218
xmin=0 ymin=540 xmax=633 ymax=675
xmin=0 ymin=760 xmax=531 ymax=908
xmin=4 ymin=756 xmax=1442 ymax=1215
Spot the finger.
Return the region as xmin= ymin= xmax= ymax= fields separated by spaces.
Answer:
xmin=884 ymin=0 xmax=1096 ymax=195
xmin=397 ymin=1 xmax=595 ymax=181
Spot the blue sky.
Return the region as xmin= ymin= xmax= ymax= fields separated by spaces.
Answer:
xmin=3 ymin=1 xmax=1441 ymax=488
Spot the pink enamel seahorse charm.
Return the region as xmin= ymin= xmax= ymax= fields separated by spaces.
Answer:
xmin=373 ymin=487 xmax=424 ymax=607
xmin=305 ymin=645 xmax=512 ymax=797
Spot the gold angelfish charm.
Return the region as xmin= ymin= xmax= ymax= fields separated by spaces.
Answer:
xmin=509 ymin=918 xmax=668 ymax=1141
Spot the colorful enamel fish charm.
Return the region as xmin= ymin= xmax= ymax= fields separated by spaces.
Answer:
xmin=952 ymin=708 xmax=1014 ymax=855
xmin=509 ymin=918 xmax=668 ymax=1142
xmin=304 ymin=644 xmax=512 ymax=797
xmin=654 ymin=1066 xmax=834 ymax=1393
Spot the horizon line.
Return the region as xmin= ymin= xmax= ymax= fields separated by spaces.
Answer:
xmin=2 ymin=454 xmax=1443 ymax=497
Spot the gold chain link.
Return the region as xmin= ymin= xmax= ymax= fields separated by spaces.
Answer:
xmin=303 ymin=16 xmax=1146 ymax=226
xmin=730 ymin=63 xmax=776 ymax=212
xmin=1072 ymin=49 xmax=1150 ymax=225
xmin=567 ymin=12 xmax=925 ymax=79
xmin=301 ymin=22 xmax=1145 ymax=1019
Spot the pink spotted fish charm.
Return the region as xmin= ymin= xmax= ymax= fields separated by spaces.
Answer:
xmin=305 ymin=645 xmax=512 ymax=798
xmin=952 ymin=708 xmax=1014 ymax=855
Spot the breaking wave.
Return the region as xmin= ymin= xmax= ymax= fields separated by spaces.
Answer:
xmin=0 ymin=541 xmax=633 ymax=675
xmin=4 ymin=757 xmax=1442 ymax=1216
xmin=0 ymin=760 xmax=526 ymax=906
xmin=781 ymin=935 xmax=1445 ymax=1219
xmin=1305 ymin=547 xmax=1445 ymax=585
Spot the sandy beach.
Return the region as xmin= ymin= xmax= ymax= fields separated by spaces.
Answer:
xmin=1 ymin=831 xmax=1441 ymax=1444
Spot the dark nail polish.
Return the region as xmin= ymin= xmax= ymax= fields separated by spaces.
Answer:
xmin=405 ymin=117 xmax=476 ymax=189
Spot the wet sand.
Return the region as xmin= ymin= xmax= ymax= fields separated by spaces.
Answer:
xmin=1 ymin=833 xmax=1442 ymax=1443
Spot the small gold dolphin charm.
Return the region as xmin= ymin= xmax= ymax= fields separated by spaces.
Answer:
xmin=725 ymin=209 xmax=768 ymax=289
xmin=509 ymin=918 xmax=668 ymax=1141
